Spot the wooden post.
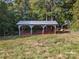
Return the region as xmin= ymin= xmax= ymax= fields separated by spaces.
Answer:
xmin=54 ymin=25 xmax=56 ymax=34
xmin=42 ymin=27 xmax=44 ymax=34
xmin=18 ymin=25 xmax=21 ymax=36
xmin=29 ymin=25 xmax=34 ymax=35
xmin=42 ymin=25 xmax=46 ymax=34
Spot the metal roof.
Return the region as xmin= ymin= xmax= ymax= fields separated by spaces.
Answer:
xmin=17 ymin=21 xmax=58 ymax=25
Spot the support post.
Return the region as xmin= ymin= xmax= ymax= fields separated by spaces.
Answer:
xmin=54 ymin=25 xmax=56 ymax=34
xmin=41 ymin=25 xmax=46 ymax=34
xmin=18 ymin=25 xmax=21 ymax=36
xmin=42 ymin=27 xmax=44 ymax=34
xmin=29 ymin=25 xmax=34 ymax=35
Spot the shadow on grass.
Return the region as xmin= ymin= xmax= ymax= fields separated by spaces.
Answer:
xmin=0 ymin=35 xmax=32 ymax=40
xmin=0 ymin=34 xmax=44 ymax=41
xmin=0 ymin=32 xmax=69 ymax=41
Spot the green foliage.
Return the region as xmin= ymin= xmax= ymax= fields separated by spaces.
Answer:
xmin=0 ymin=0 xmax=78 ymax=35
xmin=0 ymin=1 xmax=20 ymax=36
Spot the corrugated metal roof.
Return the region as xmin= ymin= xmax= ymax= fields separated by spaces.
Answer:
xmin=17 ymin=21 xmax=58 ymax=25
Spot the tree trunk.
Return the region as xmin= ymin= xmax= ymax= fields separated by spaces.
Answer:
xmin=46 ymin=13 xmax=47 ymax=21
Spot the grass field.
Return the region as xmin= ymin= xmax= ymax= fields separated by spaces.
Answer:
xmin=0 ymin=32 xmax=79 ymax=59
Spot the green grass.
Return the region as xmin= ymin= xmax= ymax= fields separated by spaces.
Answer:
xmin=0 ymin=33 xmax=79 ymax=59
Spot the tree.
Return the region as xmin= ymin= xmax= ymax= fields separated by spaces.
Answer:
xmin=71 ymin=0 xmax=79 ymax=31
xmin=0 ymin=0 xmax=78 ymax=36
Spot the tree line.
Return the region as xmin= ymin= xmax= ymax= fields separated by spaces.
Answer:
xmin=0 ymin=0 xmax=78 ymax=36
